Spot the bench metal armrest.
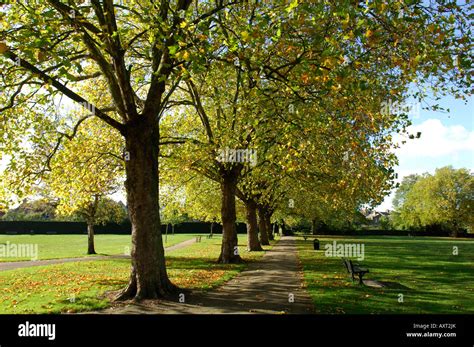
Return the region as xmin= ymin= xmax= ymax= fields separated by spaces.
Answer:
xmin=353 ymin=267 xmax=368 ymax=273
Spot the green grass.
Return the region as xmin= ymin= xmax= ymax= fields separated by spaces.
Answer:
xmin=0 ymin=234 xmax=196 ymax=262
xmin=0 ymin=234 xmax=278 ymax=313
xmin=296 ymin=235 xmax=474 ymax=314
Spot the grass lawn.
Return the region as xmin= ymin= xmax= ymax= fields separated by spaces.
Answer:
xmin=0 ymin=234 xmax=278 ymax=313
xmin=297 ymin=235 xmax=474 ymax=314
xmin=0 ymin=234 xmax=196 ymax=262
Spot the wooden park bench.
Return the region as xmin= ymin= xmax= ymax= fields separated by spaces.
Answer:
xmin=342 ymin=257 xmax=369 ymax=285
xmin=206 ymin=234 xmax=213 ymax=239
xmin=195 ymin=235 xmax=202 ymax=243
xmin=302 ymin=234 xmax=313 ymax=241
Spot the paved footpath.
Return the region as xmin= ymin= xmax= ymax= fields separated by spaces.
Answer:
xmin=103 ymin=236 xmax=314 ymax=314
xmin=0 ymin=237 xmax=196 ymax=272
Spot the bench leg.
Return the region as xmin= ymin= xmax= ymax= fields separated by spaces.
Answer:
xmin=358 ymin=273 xmax=364 ymax=285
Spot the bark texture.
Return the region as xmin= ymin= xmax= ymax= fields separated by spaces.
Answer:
xmin=245 ymin=200 xmax=263 ymax=251
xmin=87 ymin=222 xmax=96 ymax=255
xmin=117 ymin=121 xmax=175 ymax=300
xmin=258 ymin=206 xmax=270 ymax=246
xmin=217 ymin=168 xmax=242 ymax=263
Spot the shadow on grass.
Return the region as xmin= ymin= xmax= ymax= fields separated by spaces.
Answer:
xmin=296 ymin=238 xmax=474 ymax=314
xmin=376 ymin=281 xmax=412 ymax=290
xmin=166 ymin=255 xmax=260 ymax=270
xmin=53 ymin=295 xmax=110 ymax=313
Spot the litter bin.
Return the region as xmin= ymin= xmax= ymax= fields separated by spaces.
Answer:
xmin=313 ymin=239 xmax=320 ymax=250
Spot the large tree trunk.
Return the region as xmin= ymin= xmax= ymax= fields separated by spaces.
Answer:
xmin=86 ymin=221 xmax=96 ymax=255
xmin=258 ymin=206 xmax=270 ymax=245
xmin=266 ymin=213 xmax=274 ymax=241
xmin=245 ymin=200 xmax=263 ymax=251
xmin=116 ymin=120 xmax=175 ymax=301
xmin=311 ymin=218 xmax=317 ymax=235
xmin=217 ymin=168 xmax=242 ymax=263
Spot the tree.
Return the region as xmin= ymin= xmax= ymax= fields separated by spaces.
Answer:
xmin=0 ymin=0 xmax=240 ymax=300
xmin=160 ymin=58 xmax=261 ymax=261
xmin=393 ymin=174 xmax=422 ymax=209
xmin=394 ymin=167 xmax=474 ymax=236
xmin=1 ymin=198 xmax=58 ymax=221
xmin=66 ymin=197 xmax=127 ymax=254
xmin=391 ymin=174 xmax=424 ymax=229
xmin=160 ymin=165 xmax=223 ymax=224
xmin=46 ymin=117 xmax=126 ymax=254
xmin=160 ymin=182 xmax=193 ymax=237
xmin=379 ymin=215 xmax=392 ymax=231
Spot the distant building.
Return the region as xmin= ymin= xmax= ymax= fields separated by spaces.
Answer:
xmin=365 ymin=211 xmax=390 ymax=224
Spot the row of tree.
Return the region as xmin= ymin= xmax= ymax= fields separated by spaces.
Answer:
xmin=1 ymin=1 xmax=472 ymax=300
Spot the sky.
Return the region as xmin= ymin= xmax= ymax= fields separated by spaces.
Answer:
xmin=375 ymin=94 xmax=474 ymax=211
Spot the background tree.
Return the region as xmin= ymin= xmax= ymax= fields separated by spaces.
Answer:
xmin=61 ymin=197 xmax=127 ymax=254
xmin=160 ymin=184 xmax=190 ymax=237
xmin=391 ymin=174 xmax=424 ymax=228
xmin=0 ymin=198 xmax=58 ymax=221
xmin=394 ymin=167 xmax=474 ymax=236
xmin=393 ymin=174 xmax=422 ymax=210
xmin=46 ymin=117 xmax=126 ymax=254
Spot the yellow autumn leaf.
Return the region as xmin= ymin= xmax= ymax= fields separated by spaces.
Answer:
xmin=0 ymin=41 xmax=8 ymax=53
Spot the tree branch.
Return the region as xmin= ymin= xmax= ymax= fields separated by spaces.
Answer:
xmin=2 ymin=49 xmax=125 ymax=133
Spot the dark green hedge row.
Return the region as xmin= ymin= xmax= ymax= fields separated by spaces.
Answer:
xmin=294 ymin=226 xmax=472 ymax=237
xmin=0 ymin=221 xmax=248 ymax=235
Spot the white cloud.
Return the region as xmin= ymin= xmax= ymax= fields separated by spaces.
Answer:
xmin=375 ymin=119 xmax=473 ymax=211
xmin=394 ymin=118 xmax=474 ymax=157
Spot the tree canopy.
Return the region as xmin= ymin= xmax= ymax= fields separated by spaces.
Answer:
xmin=392 ymin=167 xmax=474 ymax=235
xmin=1 ymin=0 xmax=472 ymax=299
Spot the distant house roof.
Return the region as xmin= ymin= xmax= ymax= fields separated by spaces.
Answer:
xmin=366 ymin=211 xmax=390 ymax=221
